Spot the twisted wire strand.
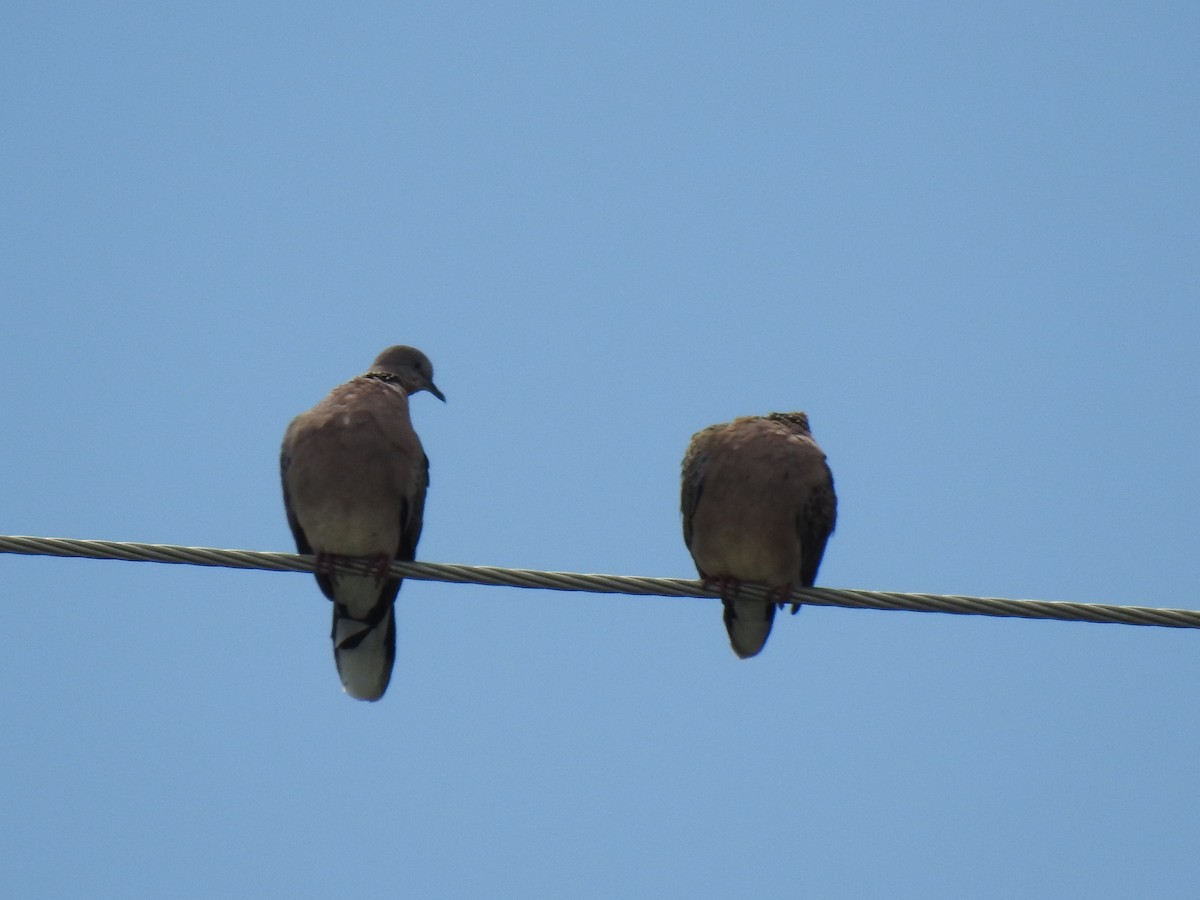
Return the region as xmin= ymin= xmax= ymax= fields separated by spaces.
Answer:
xmin=1 ymin=534 xmax=1197 ymax=629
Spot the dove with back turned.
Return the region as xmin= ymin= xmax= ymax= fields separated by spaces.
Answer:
xmin=681 ymin=412 xmax=837 ymax=658
xmin=281 ymin=345 xmax=444 ymax=700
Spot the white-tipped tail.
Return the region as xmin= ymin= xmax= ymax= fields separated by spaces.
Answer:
xmin=723 ymin=598 xmax=776 ymax=659
xmin=331 ymin=584 xmax=396 ymax=701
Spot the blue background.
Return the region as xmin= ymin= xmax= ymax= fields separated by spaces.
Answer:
xmin=2 ymin=3 xmax=1198 ymax=897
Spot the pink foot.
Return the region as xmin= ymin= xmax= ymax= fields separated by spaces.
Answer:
xmin=314 ymin=552 xmax=392 ymax=585
xmin=314 ymin=551 xmax=337 ymax=576
xmin=367 ymin=553 xmax=394 ymax=586
xmin=701 ymin=574 xmax=743 ymax=602
xmin=766 ymin=583 xmax=801 ymax=614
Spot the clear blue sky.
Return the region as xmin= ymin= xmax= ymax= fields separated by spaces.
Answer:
xmin=2 ymin=3 xmax=1198 ymax=898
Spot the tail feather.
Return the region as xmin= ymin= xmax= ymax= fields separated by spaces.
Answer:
xmin=331 ymin=576 xmax=397 ymax=701
xmin=723 ymin=598 xmax=776 ymax=659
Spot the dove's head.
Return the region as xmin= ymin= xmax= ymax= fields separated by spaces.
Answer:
xmin=369 ymin=345 xmax=446 ymax=402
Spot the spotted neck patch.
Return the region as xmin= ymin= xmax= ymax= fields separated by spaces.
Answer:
xmin=363 ymin=371 xmax=404 ymax=386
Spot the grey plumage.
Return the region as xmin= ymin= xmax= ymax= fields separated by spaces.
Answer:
xmin=281 ymin=346 xmax=444 ymax=700
xmin=681 ymin=412 xmax=837 ymax=658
